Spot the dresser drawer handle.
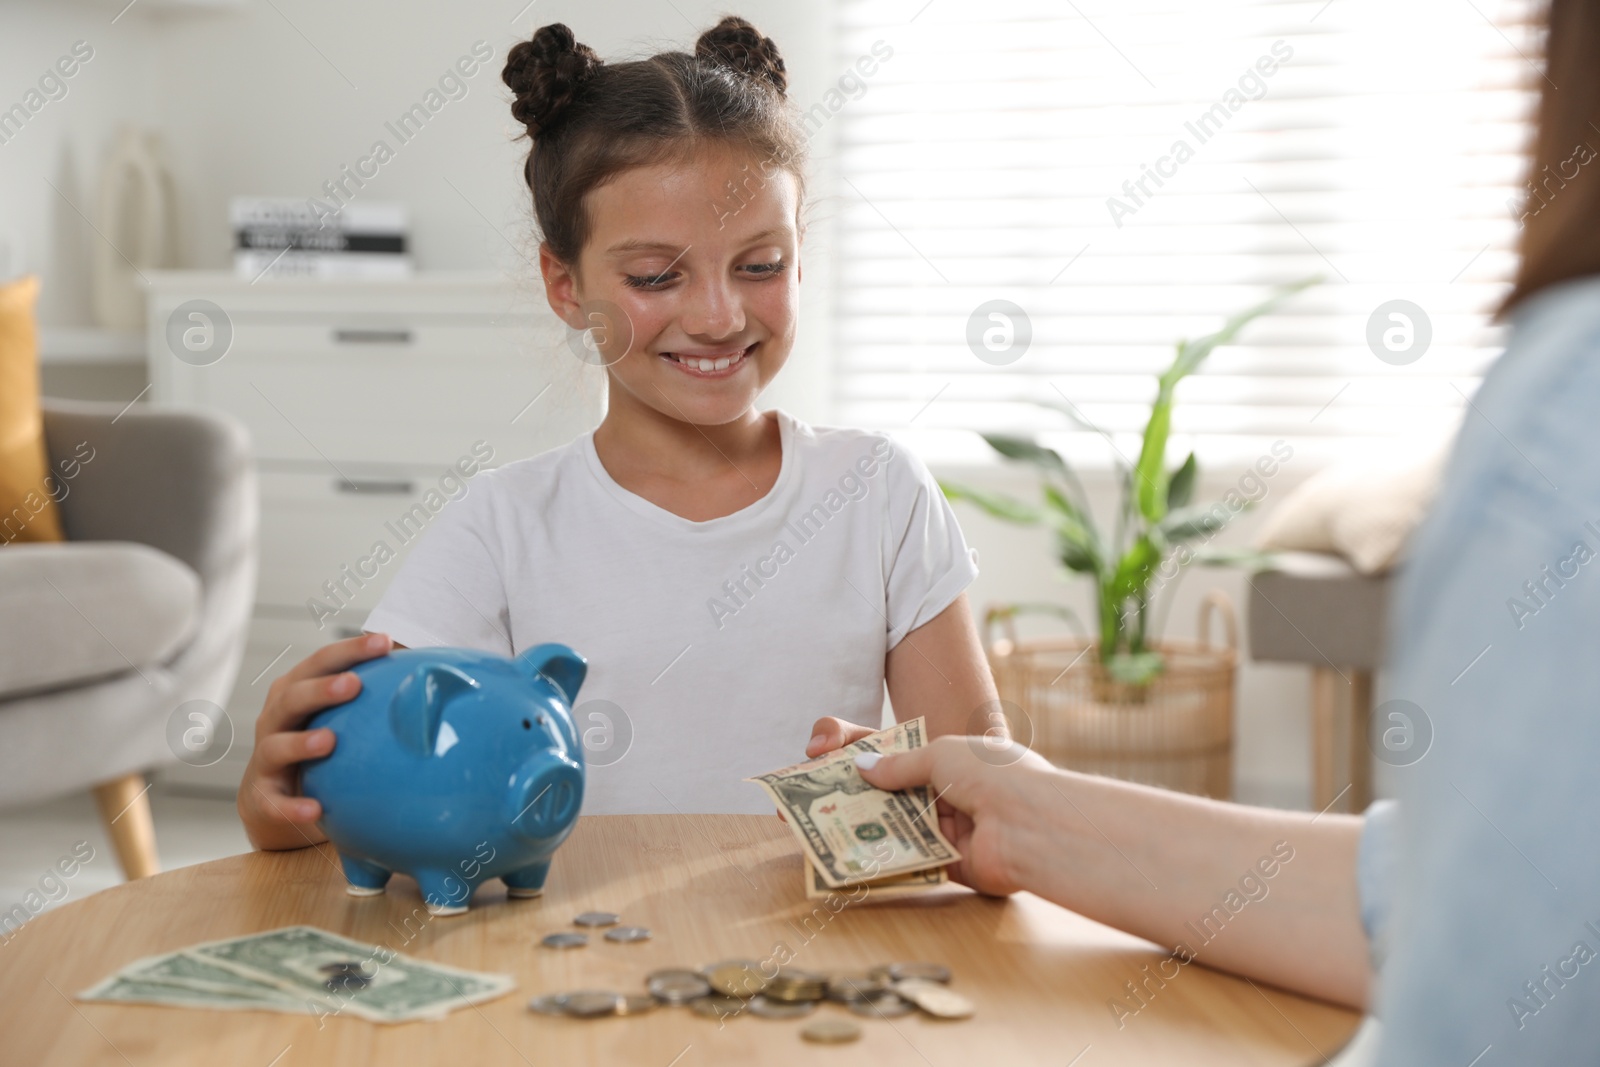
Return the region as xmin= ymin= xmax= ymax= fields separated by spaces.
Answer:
xmin=336 ymin=478 xmax=416 ymax=495
xmin=332 ymin=328 xmax=413 ymax=344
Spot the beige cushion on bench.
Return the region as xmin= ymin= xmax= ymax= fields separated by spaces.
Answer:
xmin=1255 ymin=444 xmax=1449 ymax=575
xmin=0 ymin=541 xmax=201 ymax=701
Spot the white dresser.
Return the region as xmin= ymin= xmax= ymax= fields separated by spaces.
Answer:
xmin=145 ymin=271 xmax=604 ymax=788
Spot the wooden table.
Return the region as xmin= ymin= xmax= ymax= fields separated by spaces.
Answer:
xmin=0 ymin=815 xmax=1359 ymax=1065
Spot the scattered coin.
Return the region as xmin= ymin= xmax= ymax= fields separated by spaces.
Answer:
xmin=573 ymin=911 xmax=621 ymax=927
xmin=689 ymin=994 xmax=747 ymax=1019
xmin=615 ymin=994 xmax=656 ymax=1016
xmin=887 ymin=961 xmax=952 ymax=984
xmin=541 ymin=932 xmax=589 ymax=949
xmin=544 ymin=958 xmax=968 ymax=1030
xmin=703 ymin=959 xmax=769 ymax=997
xmin=604 ymin=925 xmax=652 ymax=943
xmin=894 ymin=978 xmax=974 ymax=1019
xmin=826 ymin=973 xmax=889 ymax=1002
xmin=847 ymin=991 xmax=915 ymax=1018
xmin=648 ymin=970 xmax=712 ymax=1004
xmin=801 ymin=1018 xmax=863 ymax=1044
xmin=564 ymin=990 xmax=627 ymax=1018
xmin=528 ymin=993 xmax=571 ymax=1016
xmin=765 ymin=968 xmax=826 ymax=1003
xmin=748 ymin=995 xmax=818 ymax=1019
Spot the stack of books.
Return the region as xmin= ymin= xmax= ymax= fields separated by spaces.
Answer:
xmin=231 ymin=197 xmax=412 ymax=280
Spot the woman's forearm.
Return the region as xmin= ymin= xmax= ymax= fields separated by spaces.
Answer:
xmin=1003 ymin=767 xmax=1371 ymax=1009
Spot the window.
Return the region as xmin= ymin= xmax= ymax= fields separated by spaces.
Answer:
xmin=831 ymin=0 xmax=1542 ymax=467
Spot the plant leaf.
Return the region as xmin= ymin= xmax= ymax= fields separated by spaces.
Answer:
xmin=980 ymin=433 xmax=1068 ymax=476
xmin=1106 ymin=651 xmax=1165 ymax=685
xmin=1157 ymin=503 xmax=1233 ymax=543
xmin=1165 ymin=276 xmax=1320 ymax=388
xmin=1167 ymin=451 xmax=1198 ymax=509
xmin=987 ymin=430 xmax=1096 ymax=518
xmin=1042 ymin=483 xmax=1104 ymax=565
xmin=1188 ymin=546 xmax=1281 ymax=568
xmin=1133 ymin=392 xmax=1173 ymax=523
xmin=1108 ymin=535 xmax=1162 ymax=604
xmin=1041 ymin=482 xmax=1086 ymax=524
xmin=1053 ymin=529 xmax=1100 ymax=574
xmin=939 ymin=481 xmax=1043 ymax=525
xmin=1136 ymin=277 xmax=1319 ymax=523
xmin=1027 ymin=399 xmax=1133 ymax=481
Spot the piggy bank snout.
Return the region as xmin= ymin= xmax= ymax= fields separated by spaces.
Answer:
xmin=508 ymin=752 xmax=583 ymax=840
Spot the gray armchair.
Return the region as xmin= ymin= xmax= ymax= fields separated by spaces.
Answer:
xmin=0 ymin=398 xmax=256 ymax=878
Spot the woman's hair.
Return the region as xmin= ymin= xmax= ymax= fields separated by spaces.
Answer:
xmin=1501 ymin=0 xmax=1600 ymax=315
xmin=501 ymin=17 xmax=808 ymax=267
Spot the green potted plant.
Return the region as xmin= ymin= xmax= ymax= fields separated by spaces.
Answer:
xmin=943 ymin=278 xmax=1316 ymax=689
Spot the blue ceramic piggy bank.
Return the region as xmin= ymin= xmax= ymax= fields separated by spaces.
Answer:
xmin=300 ymin=643 xmax=587 ymax=915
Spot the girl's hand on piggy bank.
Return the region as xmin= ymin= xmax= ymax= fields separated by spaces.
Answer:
xmin=237 ymin=632 xmax=397 ymax=851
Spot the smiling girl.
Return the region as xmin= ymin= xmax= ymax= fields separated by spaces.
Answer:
xmin=237 ymin=17 xmax=997 ymax=848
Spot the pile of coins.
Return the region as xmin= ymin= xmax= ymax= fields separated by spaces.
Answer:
xmin=529 ymin=955 xmax=974 ymax=1043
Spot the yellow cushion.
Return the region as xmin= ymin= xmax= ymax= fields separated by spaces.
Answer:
xmin=0 ymin=275 xmax=65 ymax=545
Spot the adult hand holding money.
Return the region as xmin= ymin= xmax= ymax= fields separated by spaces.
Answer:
xmin=748 ymin=717 xmax=961 ymax=893
xmin=855 ymin=734 xmax=1054 ymax=897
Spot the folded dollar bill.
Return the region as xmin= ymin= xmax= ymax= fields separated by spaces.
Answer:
xmin=748 ymin=717 xmax=960 ymax=890
xmin=79 ymin=925 xmax=515 ymax=1023
xmin=805 ymin=862 xmax=948 ymax=900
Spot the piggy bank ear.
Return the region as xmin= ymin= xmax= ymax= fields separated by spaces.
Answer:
xmin=515 ymin=643 xmax=587 ymax=705
xmin=389 ymin=664 xmax=479 ymax=757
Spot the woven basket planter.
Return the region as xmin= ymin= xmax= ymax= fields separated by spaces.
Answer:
xmin=986 ymin=593 xmax=1239 ymax=799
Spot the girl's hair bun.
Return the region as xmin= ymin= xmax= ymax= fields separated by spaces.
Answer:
xmin=695 ymin=16 xmax=787 ymax=97
xmin=503 ymin=23 xmax=603 ymax=137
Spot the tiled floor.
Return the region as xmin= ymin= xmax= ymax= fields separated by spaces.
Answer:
xmin=0 ymin=785 xmax=248 ymax=936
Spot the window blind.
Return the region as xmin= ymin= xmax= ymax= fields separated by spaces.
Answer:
xmin=829 ymin=0 xmax=1543 ymax=466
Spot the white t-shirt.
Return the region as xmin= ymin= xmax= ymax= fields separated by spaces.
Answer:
xmin=362 ymin=409 xmax=979 ymax=814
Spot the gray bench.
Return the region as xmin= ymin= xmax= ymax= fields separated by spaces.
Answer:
xmin=1247 ymin=551 xmax=1390 ymax=813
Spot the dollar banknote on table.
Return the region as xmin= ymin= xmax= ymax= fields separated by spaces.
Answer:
xmin=748 ymin=717 xmax=959 ymax=892
xmin=77 ymin=950 xmax=312 ymax=1014
xmin=805 ymin=863 xmax=948 ymax=900
xmin=79 ymin=925 xmax=515 ymax=1023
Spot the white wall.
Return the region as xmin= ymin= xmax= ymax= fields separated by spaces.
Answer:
xmin=0 ymin=1 xmax=161 ymax=324
xmin=5 ymin=0 xmax=840 ymax=411
xmin=144 ymin=0 xmax=840 ymax=420
xmin=2 ymin=0 xmax=1334 ymax=808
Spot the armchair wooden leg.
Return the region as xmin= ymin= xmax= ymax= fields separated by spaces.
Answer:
xmin=92 ymin=773 xmax=160 ymax=880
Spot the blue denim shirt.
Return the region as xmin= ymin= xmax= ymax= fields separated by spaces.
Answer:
xmin=1359 ymin=274 xmax=1600 ymax=1065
